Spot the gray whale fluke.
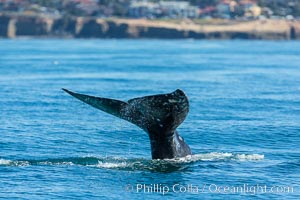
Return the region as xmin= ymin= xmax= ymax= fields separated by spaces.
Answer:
xmin=62 ymin=88 xmax=192 ymax=159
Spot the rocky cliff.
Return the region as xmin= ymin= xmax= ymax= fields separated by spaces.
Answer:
xmin=1 ymin=14 xmax=300 ymax=40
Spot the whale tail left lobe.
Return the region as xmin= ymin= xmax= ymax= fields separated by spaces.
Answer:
xmin=62 ymin=89 xmax=126 ymax=118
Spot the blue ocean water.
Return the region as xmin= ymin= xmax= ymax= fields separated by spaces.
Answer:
xmin=0 ymin=39 xmax=299 ymax=199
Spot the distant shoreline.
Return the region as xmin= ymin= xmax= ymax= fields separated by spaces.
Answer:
xmin=1 ymin=13 xmax=300 ymax=40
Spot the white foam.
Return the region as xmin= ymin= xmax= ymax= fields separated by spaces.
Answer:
xmin=0 ymin=159 xmax=30 ymax=166
xmin=166 ymin=152 xmax=264 ymax=163
xmin=38 ymin=161 xmax=74 ymax=166
xmin=235 ymin=154 xmax=264 ymax=161
xmin=191 ymin=152 xmax=233 ymax=161
xmin=96 ymin=161 xmax=128 ymax=169
xmin=0 ymin=159 xmax=12 ymax=165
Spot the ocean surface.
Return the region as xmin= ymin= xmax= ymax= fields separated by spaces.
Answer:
xmin=0 ymin=39 xmax=299 ymax=199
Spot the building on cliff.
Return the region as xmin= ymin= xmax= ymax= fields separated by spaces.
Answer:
xmin=216 ymin=0 xmax=261 ymax=19
xmin=128 ymin=1 xmax=199 ymax=19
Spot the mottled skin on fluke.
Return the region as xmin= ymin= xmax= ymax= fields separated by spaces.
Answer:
xmin=62 ymin=88 xmax=192 ymax=159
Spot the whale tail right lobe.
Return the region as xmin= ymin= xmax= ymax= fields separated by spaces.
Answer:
xmin=126 ymin=89 xmax=189 ymax=136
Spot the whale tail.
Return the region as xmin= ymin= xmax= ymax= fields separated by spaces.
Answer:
xmin=62 ymin=89 xmax=189 ymax=136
